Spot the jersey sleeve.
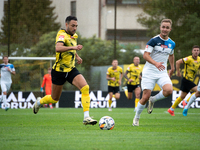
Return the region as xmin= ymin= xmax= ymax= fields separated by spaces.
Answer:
xmin=169 ymin=41 xmax=175 ymax=55
xmin=145 ymin=38 xmax=156 ymax=53
xmin=106 ymin=68 xmax=110 ymax=75
xmin=127 ymin=65 xmax=131 ymax=72
xmin=56 ymin=33 xmax=66 ymax=44
xmin=182 ymin=57 xmax=190 ymax=64
xmin=0 ymin=64 xmax=5 ymax=69
xmin=120 ymin=67 xmax=123 ymax=74
xmin=10 ymin=64 xmax=15 ymax=72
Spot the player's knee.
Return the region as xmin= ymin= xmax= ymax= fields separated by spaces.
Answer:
xmin=80 ymin=85 xmax=89 ymax=95
xmin=115 ymin=94 xmax=120 ymax=99
xmin=165 ymin=89 xmax=173 ymax=96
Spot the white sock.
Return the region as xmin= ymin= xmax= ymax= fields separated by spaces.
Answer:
xmin=135 ymin=102 xmax=145 ymax=119
xmin=185 ymin=94 xmax=197 ymax=109
xmin=151 ymin=90 xmax=166 ymax=103
xmin=37 ymin=100 xmax=41 ymax=106
xmin=84 ymin=111 xmax=89 ymax=118
xmin=3 ymin=95 xmax=7 ymax=108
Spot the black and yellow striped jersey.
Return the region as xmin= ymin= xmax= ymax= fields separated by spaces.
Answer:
xmin=182 ymin=55 xmax=200 ymax=81
xmin=126 ymin=64 xmax=142 ymax=85
xmin=52 ymin=29 xmax=78 ymax=72
xmin=107 ymin=66 xmax=123 ymax=87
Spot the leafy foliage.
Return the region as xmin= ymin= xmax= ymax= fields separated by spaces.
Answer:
xmin=0 ymin=0 xmax=60 ymax=49
xmin=29 ymin=31 xmax=57 ymax=57
xmin=138 ymin=0 xmax=200 ymax=59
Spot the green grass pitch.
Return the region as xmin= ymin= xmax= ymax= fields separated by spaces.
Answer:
xmin=0 ymin=108 xmax=199 ymax=150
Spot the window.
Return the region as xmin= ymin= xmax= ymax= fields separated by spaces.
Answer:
xmin=71 ymin=1 xmax=76 ymax=16
xmin=106 ymin=0 xmax=141 ymax=5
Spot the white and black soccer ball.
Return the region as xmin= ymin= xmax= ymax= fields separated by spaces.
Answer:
xmin=99 ymin=116 xmax=115 ymax=130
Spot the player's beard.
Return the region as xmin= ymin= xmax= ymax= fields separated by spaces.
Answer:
xmin=67 ymin=27 xmax=75 ymax=36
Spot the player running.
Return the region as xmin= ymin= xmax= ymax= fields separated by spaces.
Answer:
xmin=0 ymin=56 xmax=16 ymax=111
xmin=33 ymin=16 xmax=97 ymax=125
xmin=123 ymin=56 xmax=142 ymax=109
xmin=133 ymin=19 xmax=175 ymax=126
xmin=106 ymin=59 xmax=123 ymax=111
xmin=168 ymin=45 xmax=200 ymax=116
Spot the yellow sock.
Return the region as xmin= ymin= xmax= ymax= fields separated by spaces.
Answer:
xmin=108 ymin=99 xmax=112 ymax=107
xmin=80 ymin=85 xmax=90 ymax=112
xmin=124 ymin=89 xmax=128 ymax=98
xmin=186 ymin=93 xmax=195 ymax=102
xmin=135 ymin=98 xmax=140 ymax=108
xmin=171 ymin=97 xmax=183 ymax=109
xmin=40 ymin=95 xmax=58 ymax=104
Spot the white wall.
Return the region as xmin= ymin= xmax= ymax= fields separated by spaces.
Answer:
xmin=51 ymin=0 xmax=100 ymax=38
xmin=0 ymin=0 xmax=5 ymax=32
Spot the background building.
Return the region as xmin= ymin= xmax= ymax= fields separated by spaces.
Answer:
xmin=51 ymin=0 xmax=148 ymax=49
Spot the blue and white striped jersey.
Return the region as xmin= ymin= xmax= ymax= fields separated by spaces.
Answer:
xmin=143 ymin=35 xmax=175 ymax=78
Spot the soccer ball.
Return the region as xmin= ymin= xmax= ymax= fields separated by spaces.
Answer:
xmin=99 ymin=116 xmax=115 ymax=130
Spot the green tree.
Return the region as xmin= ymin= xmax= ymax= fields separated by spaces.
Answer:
xmin=138 ymin=0 xmax=200 ymax=59
xmin=78 ymin=35 xmax=143 ymax=69
xmin=0 ymin=0 xmax=60 ymax=53
xmin=29 ymin=31 xmax=57 ymax=57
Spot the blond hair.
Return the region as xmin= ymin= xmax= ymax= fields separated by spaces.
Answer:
xmin=161 ymin=19 xmax=172 ymax=26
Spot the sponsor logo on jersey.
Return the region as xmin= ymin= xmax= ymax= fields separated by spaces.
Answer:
xmin=58 ymin=35 xmax=64 ymax=41
xmin=161 ymin=45 xmax=168 ymax=48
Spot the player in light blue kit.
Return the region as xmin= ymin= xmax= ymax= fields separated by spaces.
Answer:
xmin=132 ymin=19 xmax=175 ymax=126
xmin=0 ymin=56 xmax=16 ymax=111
